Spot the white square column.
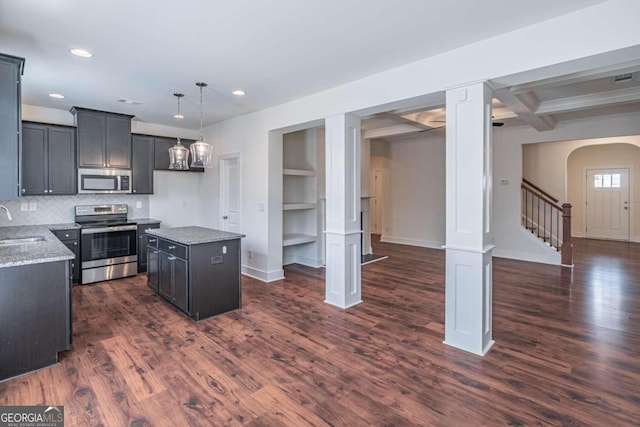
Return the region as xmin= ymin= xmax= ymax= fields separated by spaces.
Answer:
xmin=444 ymin=81 xmax=495 ymax=356
xmin=324 ymin=113 xmax=362 ymax=309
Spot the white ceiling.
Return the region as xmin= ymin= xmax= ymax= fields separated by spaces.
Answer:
xmin=0 ymin=0 xmax=605 ymax=129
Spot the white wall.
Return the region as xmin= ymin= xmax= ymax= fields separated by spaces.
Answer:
xmin=151 ymin=1 xmax=640 ymax=279
xmin=380 ymin=132 xmax=446 ymax=249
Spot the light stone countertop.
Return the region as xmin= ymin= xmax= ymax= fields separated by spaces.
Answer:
xmin=147 ymin=226 xmax=245 ymax=245
xmin=0 ymin=225 xmax=75 ymax=268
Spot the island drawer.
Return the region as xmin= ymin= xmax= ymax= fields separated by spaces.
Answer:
xmin=147 ymin=235 xmax=159 ymax=248
xmin=53 ymin=229 xmax=79 ymax=241
xmin=158 ymin=239 xmax=188 ymax=259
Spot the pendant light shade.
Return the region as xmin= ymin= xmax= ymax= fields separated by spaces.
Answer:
xmin=169 ymin=93 xmax=189 ymax=170
xmin=190 ymin=82 xmax=213 ymax=168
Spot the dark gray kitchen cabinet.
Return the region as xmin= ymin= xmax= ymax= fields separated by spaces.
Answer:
xmin=0 ymin=53 xmax=24 ymax=200
xmin=153 ymin=136 xmax=204 ymax=172
xmin=158 ymin=242 xmax=189 ymax=312
xmin=137 ymin=222 xmax=160 ymax=273
xmin=22 ymin=122 xmax=76 ymax=196
xmin=131 ymin=134 xmax=155 ymax=194
xmin=148 ymin=232 xmax=241 ymax=321
xmin=0 ymin=259 xmax=71 ymax=381
xmin=147 ymin=241 xmax=159 ymax=291
xmin=52 ymin=228 xmax=80 ymax=284
xmin=72 ymin=107 xmax=133 ymax=169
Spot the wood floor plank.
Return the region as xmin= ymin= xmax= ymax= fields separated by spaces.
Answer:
xmin=1 ymin=235 xmax=639 ymax=426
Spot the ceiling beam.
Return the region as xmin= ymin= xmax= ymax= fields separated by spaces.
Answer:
xmin=509 ymin=60 xmax=640 ymax=94
xmin=494 ymin=88 xmax=556 ymax=131
xmin=363 ymin=124 xmax=424 ymax=139
xmin=535 ymin=86 xmax=640 ymax=115
xmin=378 ymin=112 xmax=433 ymax=130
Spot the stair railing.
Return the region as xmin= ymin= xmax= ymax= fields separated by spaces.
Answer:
xmin=521 ymin=179 xmax=572 ymax=266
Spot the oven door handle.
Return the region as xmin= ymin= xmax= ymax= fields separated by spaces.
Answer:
xmin=81 ymin=224 xmax=138 ymax=234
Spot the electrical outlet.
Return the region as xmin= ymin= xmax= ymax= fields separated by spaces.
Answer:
xmin=136 ymin=201 xmax=142 ymax=209
xmin=28 ymin=202 xmax=37 ymax=211
xmin=21 ymin=203 xmax=28 ymax=212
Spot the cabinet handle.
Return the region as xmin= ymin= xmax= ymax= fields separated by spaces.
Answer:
xmin=133 ymin=190 xmax=137 ymax=193
xmin=107 ymin=163 xmax=111 ymax=167
xmin=149 ymin=238 xmax=157 ymax=243
xmin=22 ymin=188 xmax=25 ymax=194
xmin=168 ymin=245 xmax=176 ymax=249
xmin=168 ymin=256 xmax=177 ymax=261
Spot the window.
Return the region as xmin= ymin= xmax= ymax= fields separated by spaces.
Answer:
xmin=594 ymin=173 xmax=621 ymax=188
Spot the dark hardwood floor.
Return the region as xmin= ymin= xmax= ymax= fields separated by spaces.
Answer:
xmin=1 ymin=236 xmax=639 ymax=426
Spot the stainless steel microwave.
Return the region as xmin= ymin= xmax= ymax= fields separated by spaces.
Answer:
xmin=78 ymin=168 xmax=131 ymax=194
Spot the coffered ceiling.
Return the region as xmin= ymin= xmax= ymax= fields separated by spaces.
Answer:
xmin=363 ymin=60 xmax=640 ymax=140
xmin=0 ymin=0 xmax=605 ymax=130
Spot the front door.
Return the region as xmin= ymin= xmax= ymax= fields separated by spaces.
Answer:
xmin=220 ymin=155 xmax=241 ymax=233
xmin=586 ymin=168 xmax=630 ymax=240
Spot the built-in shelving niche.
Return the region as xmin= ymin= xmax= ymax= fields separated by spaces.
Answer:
xmin=282 ymin=128 xmax=325 ymax=268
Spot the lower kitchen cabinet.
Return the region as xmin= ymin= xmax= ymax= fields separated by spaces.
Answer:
xmin=0 ymin=259 xmax=71 ymax=381
xmin=147 ymin=237 xmax=159 ymax=292
xmin=52 ymin=228 xmax=80 ymax=284
xmin=147 ymin=231 xmax=241 ymax=321
xmin=137 ymin=222 xmax=160 ymax=273
xmin=159 ymin=249 xmax=188 ymax=312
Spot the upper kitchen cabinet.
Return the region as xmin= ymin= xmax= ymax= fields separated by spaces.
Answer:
xmin=131 ymin=134 xmax=155 ymax=194
xmin=0 ymin=53 xmax=24 ymax=200
xmin=22 ymin=122 xmax=76 ymax=196
xmin=71 ymin=107 xmax=133 ymax=169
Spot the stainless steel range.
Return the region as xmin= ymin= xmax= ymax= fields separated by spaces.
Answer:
xmin=75 ymin=204 xmax=137 ymax=284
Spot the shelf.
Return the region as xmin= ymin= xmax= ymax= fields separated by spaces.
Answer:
xmin=283 ymin=168 xmax=316 ymax=176
xmin=283 ymin=233 xmax=317 ymax=247
xmin=283 ymin=202 xmax=317 ymax=211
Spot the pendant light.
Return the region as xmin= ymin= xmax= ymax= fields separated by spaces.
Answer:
xmin=168 ymin=93 xmax=189 ymax=170
xmin=190 ymin=82 xmax=213 ymax=168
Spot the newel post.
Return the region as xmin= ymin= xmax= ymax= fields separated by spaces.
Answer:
xmin=561 ymin=203 xmax=573 ymax=267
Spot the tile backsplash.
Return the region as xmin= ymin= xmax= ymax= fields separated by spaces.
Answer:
xmin=0 ymin=194 xmax=150 ymax=226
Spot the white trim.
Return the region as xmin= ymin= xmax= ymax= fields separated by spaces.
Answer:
xmin=633 ymin=235 xmax=640 ymax=243
xmin=493 ymin=248 xmax=562 ymax=266
xmin=380 ymin=235 xmax=444 ymax=250
xmin=241 ymin=265 xmax=284 ymax=282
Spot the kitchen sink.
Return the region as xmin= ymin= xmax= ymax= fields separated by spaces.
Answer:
xmin=0 ymin=236 xmax=46 ymax=246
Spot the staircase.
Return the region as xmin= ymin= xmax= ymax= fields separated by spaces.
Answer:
xmin=521 ymin=178 xmax=573 ymax=266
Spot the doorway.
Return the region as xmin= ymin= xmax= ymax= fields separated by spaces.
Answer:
xmin=586 ymin=168 xmax=630 ymax=240
xmin=220 ymin=154 xmax=241 ymax=233
xmin=372 ymin=170 xmax=384 ymax=234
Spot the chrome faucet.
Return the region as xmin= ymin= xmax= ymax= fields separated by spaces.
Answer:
xmin=0 ymin=205 xmax=12 ymax=221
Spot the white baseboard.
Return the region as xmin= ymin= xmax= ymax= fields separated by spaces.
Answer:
xmin=380 ymin=235 xmax=444 ymax=250
xmin=633 ymin=236 xmax=640 ymax=243
xmin=283 ymin=255 xmax=323 ymax=268
xmin=241 ymin=265 xmax=284 ymax=282
xmin=573 ymin=231 xmax=586 ymax=238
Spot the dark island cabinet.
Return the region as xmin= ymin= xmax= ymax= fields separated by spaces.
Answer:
xmin=52 ymin=228 xmax=81 ymax=284
xmin=159 ymin=248 xmax=189 ymax=312
xmin=132 ymin=135 xmax=155 ymax=194
xmin=0 ymin=53 xmax=24 ymax=200
xmin=147 ymin=235 xmax=159 ymax=291
xmin=72 ymin=107 xmax=133 ymax=169
xmin=137 ymin=222 xmax=160 ymax=273
xmin=148 ymin=233 xmax=241 ymax=321
xmin=153 ymin=137 xmax=204 ymax=172
xmin=22 ymin=122 xmax=76 ymax=196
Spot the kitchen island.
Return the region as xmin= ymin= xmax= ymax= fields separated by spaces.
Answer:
xmin=0 ymin=225 xmax=75 ymax=381
xmin=146 ymin=226 xmax=244 ymax=321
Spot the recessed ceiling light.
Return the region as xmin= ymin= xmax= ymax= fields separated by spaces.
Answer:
xmin=49 ymin=93 xmax=65 ymax=99
xmin=70 ymin=48 xmax=93 ymax=58
xmin=174 ymin=113 xmax=184 ymax=119
xmin=232 ymin=89 xmax=246 ymax=96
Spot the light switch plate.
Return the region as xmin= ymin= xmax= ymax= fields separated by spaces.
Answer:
xmin=28 ymin=202 xmax=37 ymax=211
xmin=21 ymin=203 xmax=28 ymax=212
